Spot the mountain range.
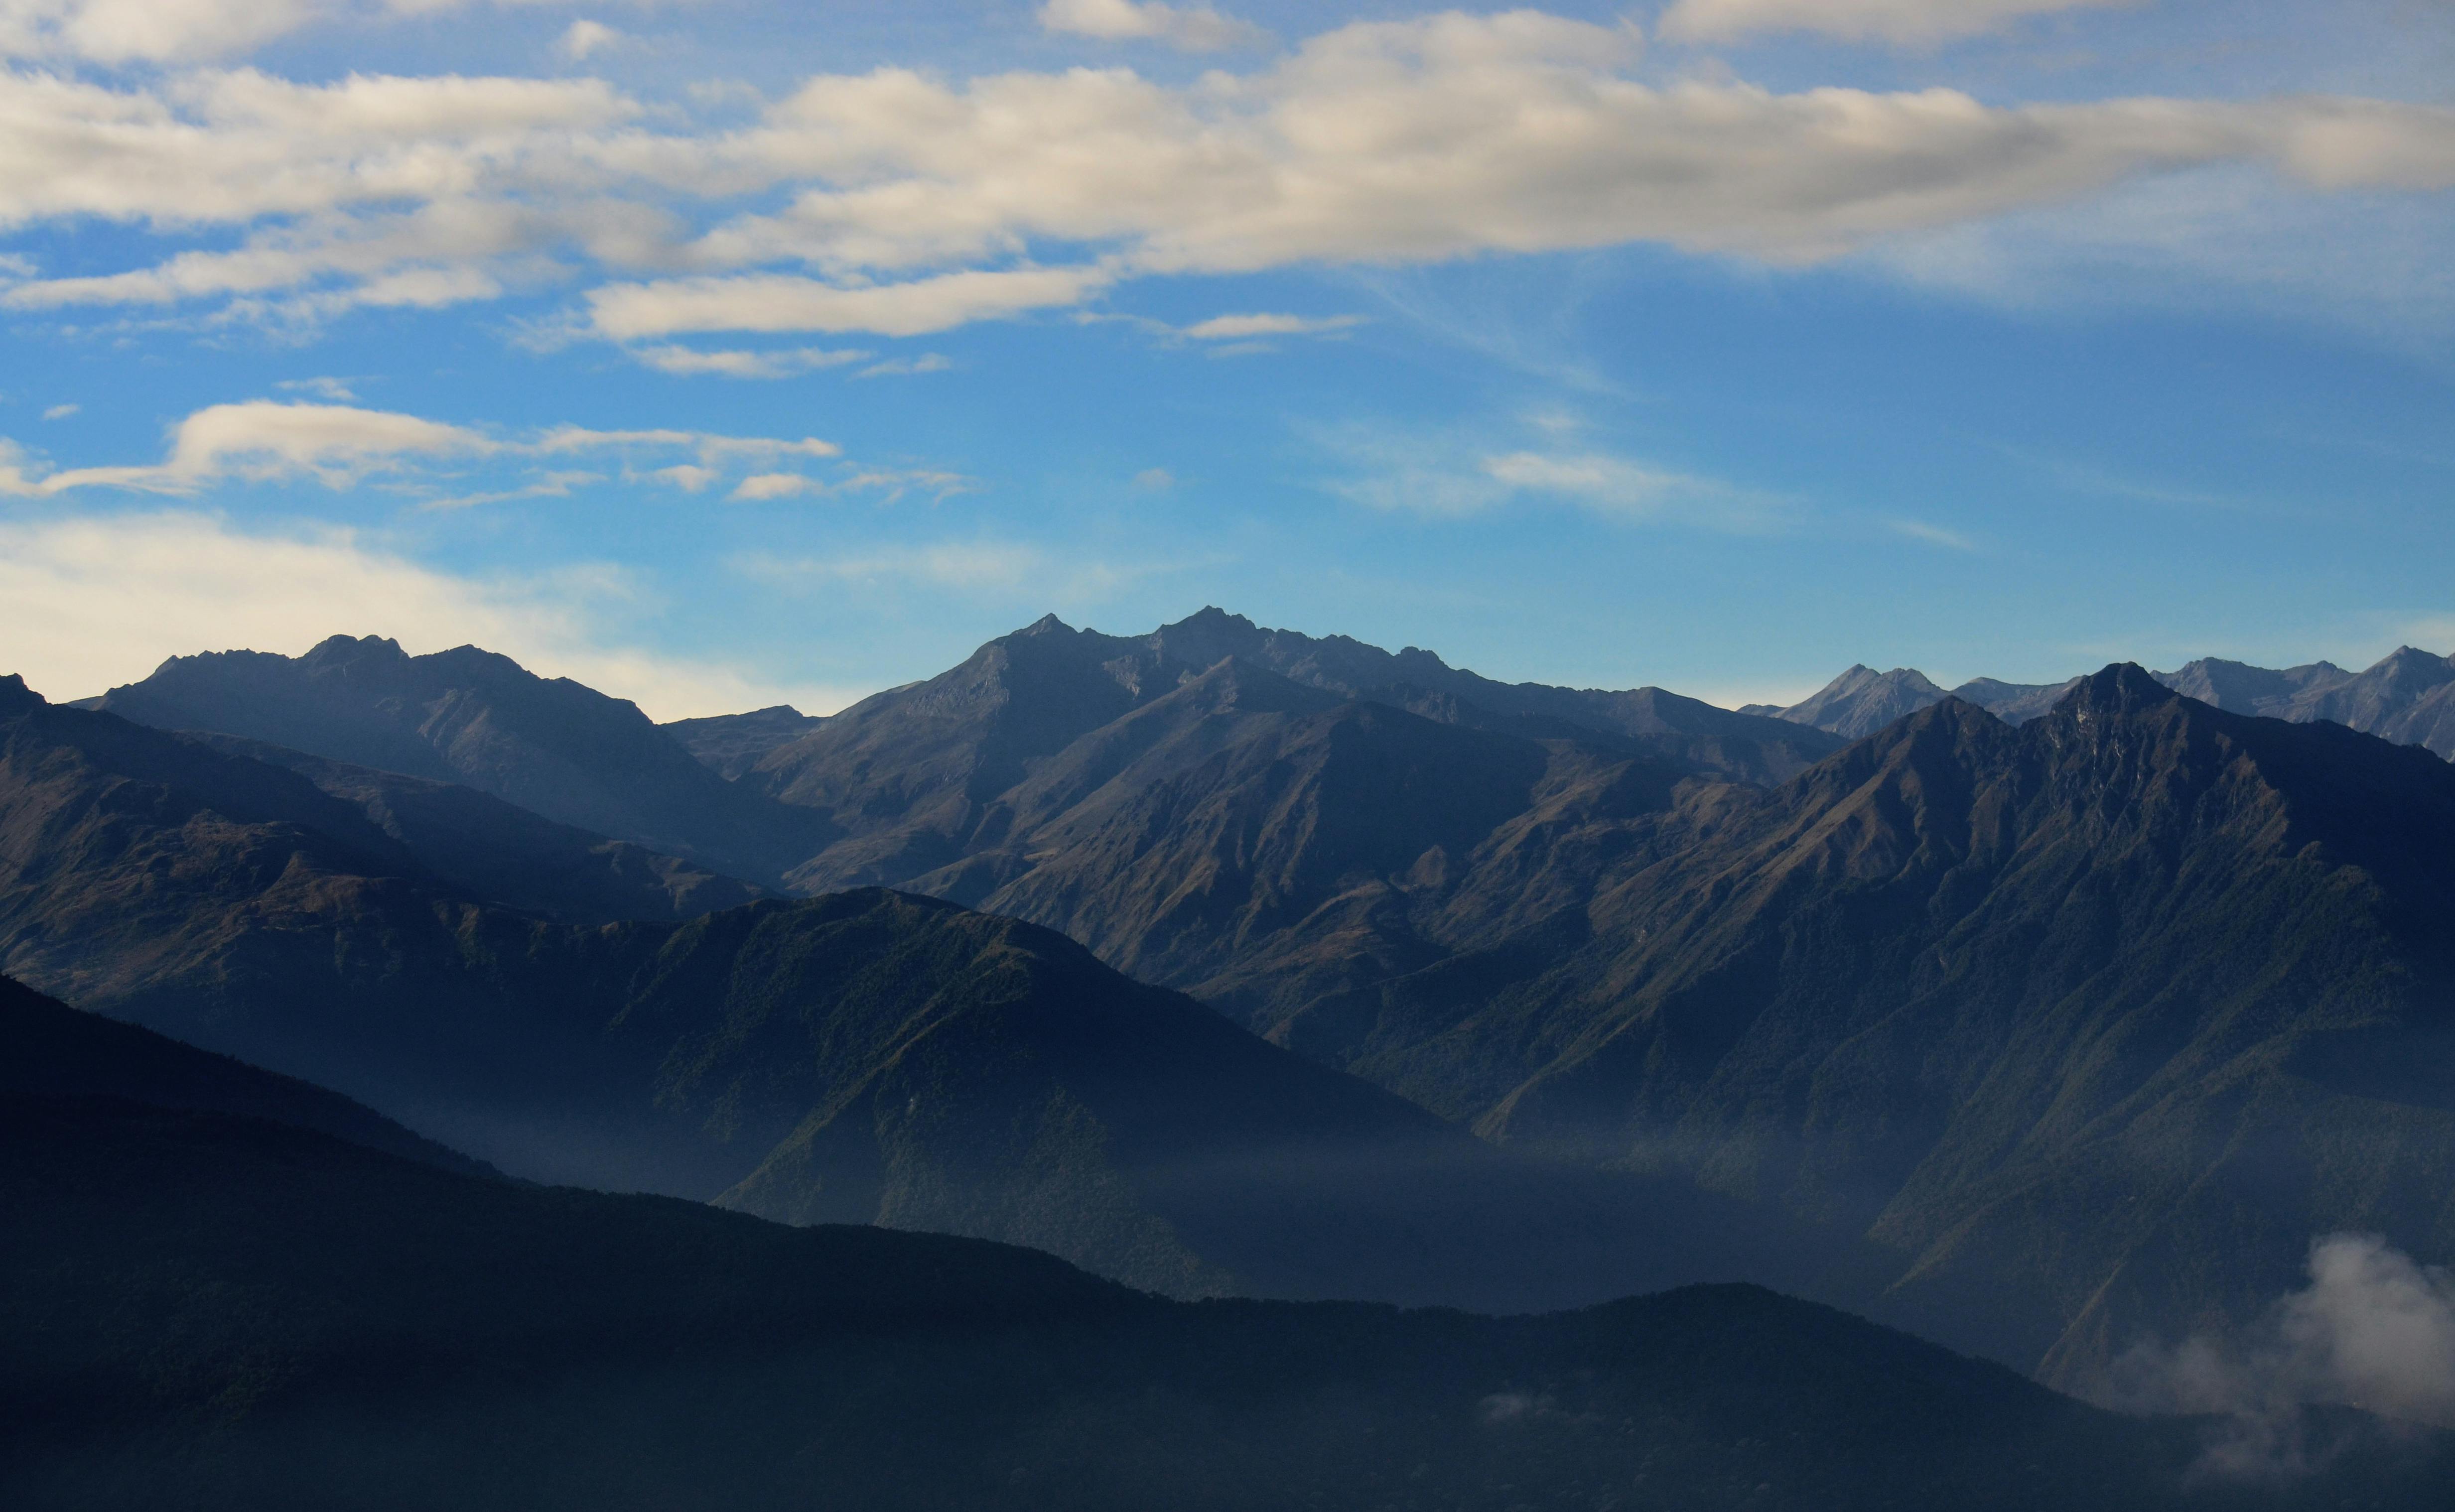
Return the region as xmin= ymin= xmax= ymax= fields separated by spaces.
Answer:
xmin=26 ymin=610 xmax=2455 ymax=1402
xmin=0 ymin=673 xmax=1838 ymax=1313
xmin=26 ymin=985 xmax=2442 ymax=1511
xmin=1753 ymin=645 xmax=2455 ymax=756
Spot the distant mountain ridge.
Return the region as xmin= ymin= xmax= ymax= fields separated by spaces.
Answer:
xmin=1762 ymin=645 xmax=2455 ymax=755
xmin=95 ymin=634 xmax=837 ymax=886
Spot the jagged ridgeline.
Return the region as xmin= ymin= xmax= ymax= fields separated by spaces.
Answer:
xmin=32 ymin=612 xmax=2455 ymax=1395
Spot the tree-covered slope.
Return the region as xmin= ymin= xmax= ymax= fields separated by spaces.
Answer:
xmin=10 ymin=1094 xmax=2440 ymax=1512
xmin=0 ymin=972 xmax=493 ymax=1179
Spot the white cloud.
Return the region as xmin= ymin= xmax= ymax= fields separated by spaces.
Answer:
xmin=556 ymin=17 xmax=618 ymax=60
xmin=0 ymin=400 xmax=858 ymax=501
xmin=854 ymin=352 xmax=952 ymax=377
xmin=629 ymin=343 xmax=871 ymax=378
xmin=3 ymin=13 xmax=2454 ymax=339
xmin=0 ymin=509 xmax=862 ymax=718
xmin=584 ymin=266 xmax=1114 ymax=340
xmin=0 ymin=0 xmax=323 ymax=64
xmin=274 ymin=376 xmax=359 ymax=400
xmin=1318 ymin=422 xmax=1780 ymax=529
xmin=0 ymin=0 xmax=633 ymax=67
xmin=1132 ymin=467 xmax=1175 ymax=490
xmin=1180 ymin=312 xmax=1363 ymax=340
xmin=1657 ymin=0 xmax=2143 ymax=46
xmin=2110 ymin=1234 xmax=2455 ymax=1476
xmin=40 ymin=402 xmax=75 ymax=419
xmin=729 ymin=471 xmax=816 ymax=501
xmin=7 ymin=400 xmax=496 ymax=494
xmin=1039 ymin=0 xmax=1269 ymax=52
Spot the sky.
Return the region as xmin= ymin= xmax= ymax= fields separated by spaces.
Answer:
xmin=0 ymin=0 xmax=2450 ymax=718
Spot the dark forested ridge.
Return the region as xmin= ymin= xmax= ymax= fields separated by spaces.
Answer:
xmin=7 ymin=1089 xmax=2445 ymax=1512
xmin=0 ymin=972 xmax=493 ymax=1179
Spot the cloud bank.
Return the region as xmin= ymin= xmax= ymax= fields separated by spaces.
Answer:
xmin=0 ymin=11 xmax=2449 ymax=338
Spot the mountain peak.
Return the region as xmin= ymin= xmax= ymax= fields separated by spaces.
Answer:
xmin=1015 ymin=613 xmax=1075 ymax=638
xmin=1173 ymin=606 xmax=1255 ymax=632
xmin=2061 ymin=662 xmax=2183 ymax=719
xmin=300 ymin=634 xmax=407 ymax=666
xmin=1774 ymin=664 xmax=1950 ymax=739
xmin=0 ymin=673 xmax=43 ymax=716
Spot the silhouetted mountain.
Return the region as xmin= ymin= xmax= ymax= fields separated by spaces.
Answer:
xmin=94 ymin=636 xmax=837 ymax=885
xmin=661 ymin=703 xmax=827 ymax=779
xmin=186 ymin=732 xmax=761 ymax=923
xmin=1767 ymin=665 xmax=1950 ymax=738
xmin=0 ymin=679 xmax=1815 ymax=1312
xmin=12 ymin=1084 xmax=2448 ymax=1511
xmin=1259 ymin=668 xmax=2455 ymax=1386
xmin=0 ymin=972 xmax=492 ymax=1178
xmin=740 ymin=610 xmax=1840 ymax=893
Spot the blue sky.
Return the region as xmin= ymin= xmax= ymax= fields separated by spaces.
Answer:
xmin=0 ymin=0 xmax=2450 ymax=717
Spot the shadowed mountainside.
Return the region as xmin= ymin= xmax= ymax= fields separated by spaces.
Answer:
xmin=20 ymin=1089 xmax=2429 ymax=1511
xmin=93 ymin=635 xmax=838 ymax=886
xmin=0 ymin=679 xmax=1821 ymax=1313
xmin=1266 ymin=668 xmax=2455 ymax=1386
xmin=184 ymin=732 xmax=762 ymax=923
xmin=661 ymin=703 xmax=826 ymax=780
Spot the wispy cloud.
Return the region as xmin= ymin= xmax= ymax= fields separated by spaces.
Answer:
xmin=1316 ymin=421 xmax=1789 ymax=531
xmin=1038 ymin=0 xmax=1270 ymax=52
xmin=630 ymin=344 xmax=871 ymax=379
xmin=855 ymin=353 xmax=953 ymax=378
xmin=1890 ymin=518 xmax=1981 ymax=551
xmin=1658 ymin=0 xmax=2143 ymax=46
xmin=0 ymin=399 xmax=936 ymax=508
